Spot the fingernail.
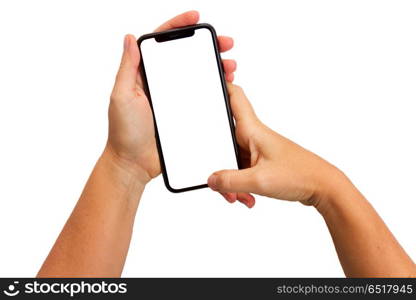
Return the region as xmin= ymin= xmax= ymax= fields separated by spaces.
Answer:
xmin=208 ymin=174 xmax=218 ymax=191
xmin=123 ymin=35 xmax=130 ymax=51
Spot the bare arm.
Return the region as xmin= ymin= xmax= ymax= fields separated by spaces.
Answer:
xmin=208 ymin=84 xmax=416 ymax=277
xmin=316 ymin=174 xmax=416 ymax=277
xmin=37 ymin=148 xmax=147 ymax=277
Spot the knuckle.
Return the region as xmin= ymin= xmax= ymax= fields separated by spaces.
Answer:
xmin=110 ymin=88 xmax=128 ymax=103
xmin=217 ymin=172 xmax=231 ymax=190
xmin=229 ymin=84 xmax=248 ymax=101
xmin=232 ymin=84 xmax=243 ymax=94
xmin=110 ymin=88 xmax=121 ymax=102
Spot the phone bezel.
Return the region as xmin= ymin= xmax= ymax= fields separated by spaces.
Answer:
xmin=137 ymin=23 xmax=241 ymax=193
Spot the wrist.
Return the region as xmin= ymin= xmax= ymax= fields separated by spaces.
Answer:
xmin=102 ymin=145 xmax=151 ymax=188
xmin=310 ymin=165 xmax=356 ymax=216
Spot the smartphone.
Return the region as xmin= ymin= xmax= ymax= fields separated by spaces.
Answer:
xmin=138 ymin=24 xmax=239 ymax=193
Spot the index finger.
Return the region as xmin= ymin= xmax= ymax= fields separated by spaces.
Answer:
xmin=155 ymin=10 xmax=200 ymax=32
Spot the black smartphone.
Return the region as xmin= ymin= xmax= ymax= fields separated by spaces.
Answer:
xmin=138 ymin=24 xmax=239 ymax=193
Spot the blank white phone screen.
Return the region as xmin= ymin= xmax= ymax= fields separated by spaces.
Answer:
xmin=140 ymin=27 xmax=238 ymax=191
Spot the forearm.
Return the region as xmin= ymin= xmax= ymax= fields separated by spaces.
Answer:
xmin=315 ymin=171 xmax=416 ymax=277
xmin=38 ymin=147 xmax=147 ymax=277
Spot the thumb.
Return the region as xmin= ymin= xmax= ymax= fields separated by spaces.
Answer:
xmin=113 ymin=34 xmax=140 ymax=96
xmin=208 ymin=168 xmax=256 ymax=193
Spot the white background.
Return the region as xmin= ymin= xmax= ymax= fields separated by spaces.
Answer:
xmin=0 ymin=0 xmax=415 ymax=277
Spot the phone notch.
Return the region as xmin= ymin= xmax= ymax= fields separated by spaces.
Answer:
xmin=155 ymin=28 xmax=195 ymax=43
